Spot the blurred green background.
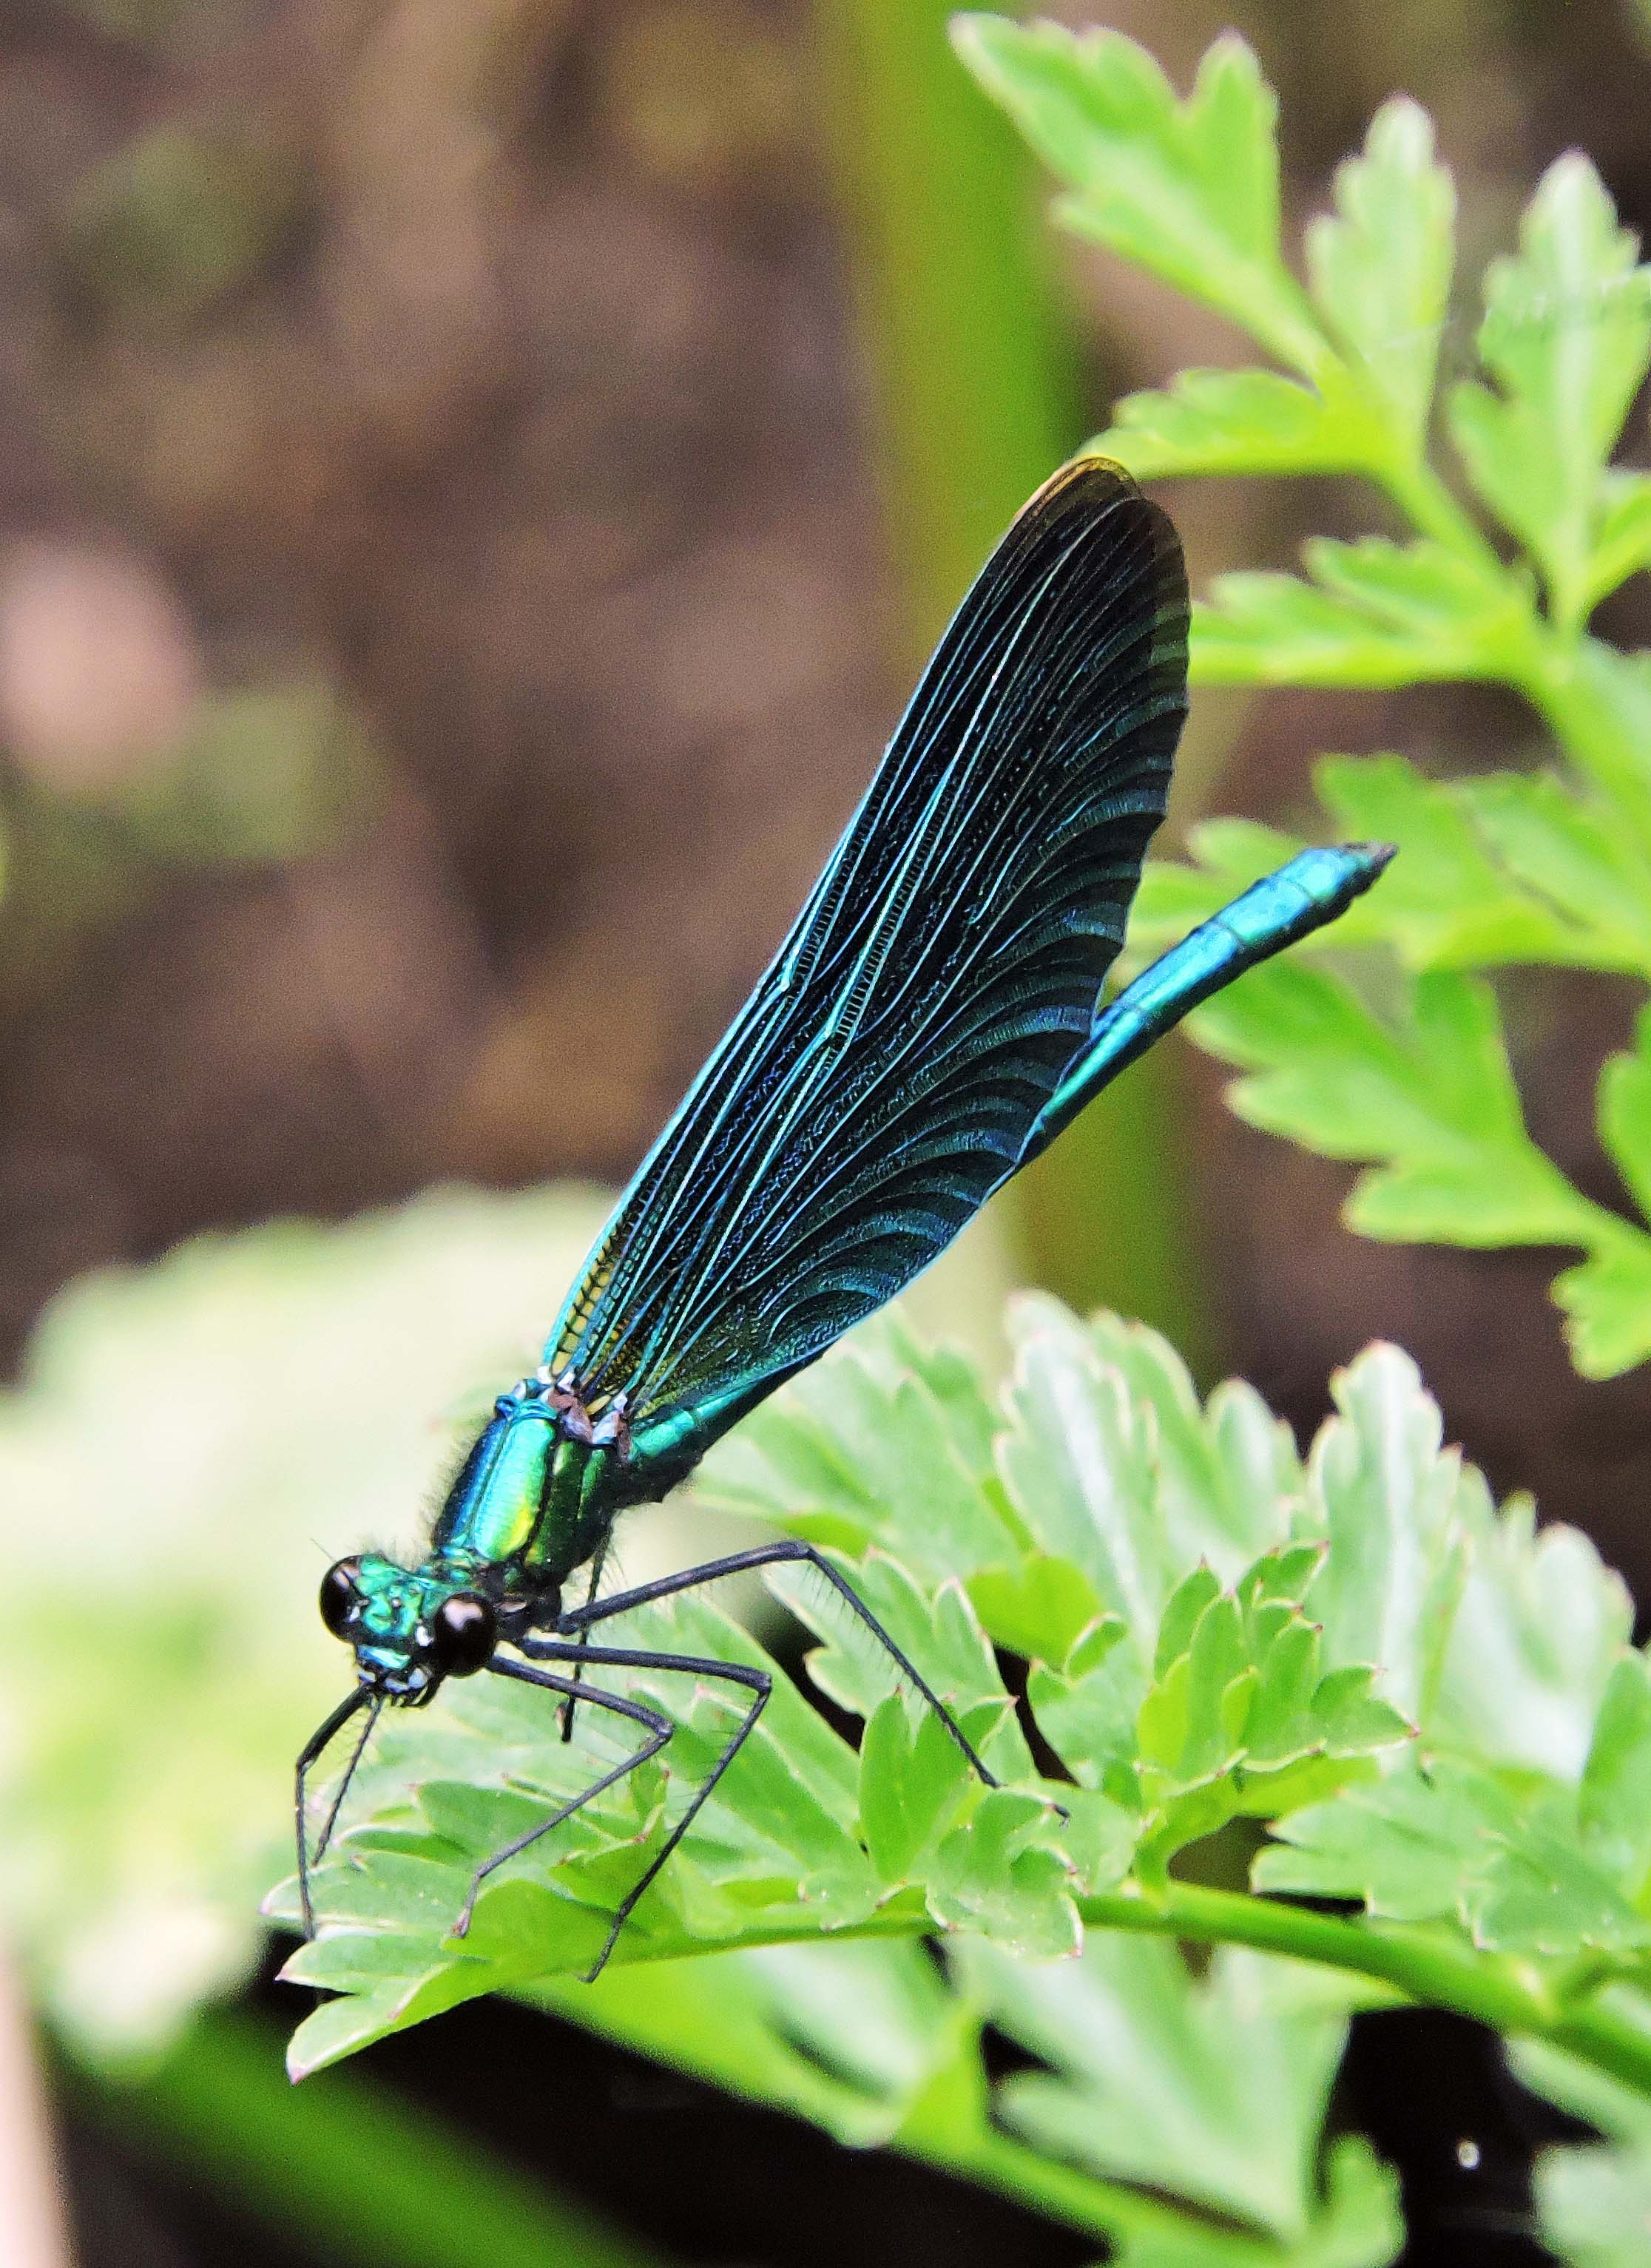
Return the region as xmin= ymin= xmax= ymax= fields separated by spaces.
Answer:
xmin=7 ymin=1 xmax=1651 ymax=2264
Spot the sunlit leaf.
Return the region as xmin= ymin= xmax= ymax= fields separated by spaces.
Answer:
xmin=959 ymin=1936 xmax=1400 ymax=2250
xmin=953 ymin=16 xmax=1326 ymax=376
xmin=1305 ymin=98 xmax=1454 ymax=450
xmin=0 ymin=1185 xmax=610 ymax=2061
xmin=1448 ymin=156 xmax=1651 ymax=628
xmin=1192 ymin=541 xmax=1530 ymax=688
xmin=1257 ymin=1741 xmax=1651 ymax=1957
xmin=1098 ymin=368 xmax=1365 ymax=478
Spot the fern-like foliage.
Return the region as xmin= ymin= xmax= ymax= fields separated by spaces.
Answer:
xmin=11 ymin=1194 xmax=1651 ymax=2261
xmin=955 ymin=13 xmax=1651 ymax=1379
xmin=272 ymin=1300 xmax=1651 ymax=2267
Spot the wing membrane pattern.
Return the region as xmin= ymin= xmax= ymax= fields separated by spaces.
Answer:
xmin=546 ymin=458 xmax=1187 ymax=1438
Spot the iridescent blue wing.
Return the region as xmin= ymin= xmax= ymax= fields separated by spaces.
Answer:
xmin=546 ymin=457 xmax=1186 ymax=1465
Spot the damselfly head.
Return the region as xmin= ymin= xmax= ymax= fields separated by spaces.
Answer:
xmin=317 ymin=1549 xmax=496 ymax=1702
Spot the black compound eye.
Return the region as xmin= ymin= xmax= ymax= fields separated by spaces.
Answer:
xmin=431 ymin=1593 xmax=495 ymax=1676
xmin=319 ymin=1557 xmax=362 ymax=1639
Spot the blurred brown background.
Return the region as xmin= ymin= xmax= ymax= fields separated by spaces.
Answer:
xmin=5 ymin=0 xmax=1651 ymax=1580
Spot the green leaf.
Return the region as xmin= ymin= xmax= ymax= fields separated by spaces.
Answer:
xmin=1579 ymin=1656 xmax=1651 ymax=1903
xmin=1553 ymin=1225 xmax=1651 ymax=1381
xmin=1137 ymin=757 xmax=1651 ymax=979
xmin=858 ymin=1696 xmax=973 ymax=1883
xmin=965 ymin=1551 xmax=1111 ymax=1665
xmin=1515 ymin=2019 xmax=1651 ymax=2150
xmin=693 ymin=1313 xmax=1018 ymax=1580
xmin=1447 ymin=155 xmax=1651 ymax=628
xmin=1192 ymin=541 xmax=1529 ymax=688
xmin=1130 ymin=1541 xmax=1408 ymax=1869
xmin=1089 ymin=1307 xmax=1306 ymax=1565
xmin=1431 ymin=1487 xmax=1630 ymax=1780
xmin=996 ymin=1299 xmax=1297 ymax=1656
xmin=1515 ymin=2026 xmax=1651 ymax=2268
xmin=1554 ymin=1018 xmax=1651 ymax=1375
xmin=538 ymin=1940 xmax=966 ymax=2152
xmin=1305 ymin=98 xmax=1455 ymax=451
xmin=0 ymin=1185 xmax=610 ymax=2062
xmin=1109 ymin=2142 xmax=1402 ymax=2268
xmin=1057 ymin=1787 xmax=1139 ymax=1897
xmin=1455 ymin=771 xmax=1651 ymax=977
xmin=1550 ymin=642 xmax=1651 ymax=823
xmin=995 ymin=1301 xmax=1175 ymax=1662
xmin=1536 ymin=2136 xmax=1651 ymax=2268
xmin=1586 ymin=468 xmax=1651 ymax=609
xmin=1099 ymin=368 xmax=1367 ymax=478
xmin=1317 ymin=756 xmax=1595 ymax=969
xmin=1194 ymin=963 xmax=1596 ymax=1249
xmin=1028 ymin=1628 xmax=1151 ymax=1801
xmin=1153 ymin=1563 xmax=1226 ymax=1679
xmin=1598 ymin=1006 xmax=1651 ymax=1220
xmin=1257 ymin=1753 xmax=1651 ymax=1957
xmin=953 ymin=16 xmax=1328 ymax=376
xmin=959 ymin=1936 xmax=1397 ymax=2248
xmin=927 ymin=1790 xmax=1079 ymax=1959
xmin=538 ymin=1935 xmax=1399 ymax=2262
xmin=767 ymin=1550 xmax=1032 ymax=1784
xmin=1303 ymin=1345 xmax=1469 ymax=1726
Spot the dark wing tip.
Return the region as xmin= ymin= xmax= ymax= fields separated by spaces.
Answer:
xmin=1001 ymin=450 xmax=1188 ymax=670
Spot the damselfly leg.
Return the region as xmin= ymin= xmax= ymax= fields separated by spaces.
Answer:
xmin=533 ymin=1540 xmax=1004 ymax=1977
xmin=509 ymin=1635 xmax=774 ymax=1980
xmin=558 ymin=1532 xmax=610 ymax=1745
xmin=561 ymin=1537 xmax=1000 ymax=1788
xmin=454 ymin=1659 xmax=672 ymax=1937
xmin=294 ymin=1685 xmax=376 ymax=1939
xmin=453 ymin=1543 xmax=1004 ymax=1979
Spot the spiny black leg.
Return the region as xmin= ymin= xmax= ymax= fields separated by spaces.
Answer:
xmin=560 ymin=1533 xmax=610 ymax=1745
xmin=519 ymin=1633 xmax=772 ymax=1983
xmin=294 ymin=1685 xmax=371 ymax=1940
xmin=556 ymin=1539 xmax=999 ymax=1793
xmin=452 ymin=1659 xmax=672 ymax=1939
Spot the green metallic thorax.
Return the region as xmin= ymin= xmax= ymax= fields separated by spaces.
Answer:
xmin=431 ymin=1389 xmax=618 ymax=1587
xmin=343 ymin=1379 xmax=689 ymax=1695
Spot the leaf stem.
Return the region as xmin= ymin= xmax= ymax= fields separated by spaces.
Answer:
xmin=900 ymin=2116 xmax=1218 ymax=2247
xmin=605 ymin=1876 xmax=1651 ymax=2109
xmin=1374 ymin=450 xmax=1497 ymax=564
xmin=1516 ymin=631 xmax=1651 ymax=822
xmin=1081 ymin=1883 xmax=1651 ymax=2098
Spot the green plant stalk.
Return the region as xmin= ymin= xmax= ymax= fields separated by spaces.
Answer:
xmin=1371 ymin=442 xmax=1500 ymax=565
xmin=1519 ymin=634 xmax=1651 ymax=821
xmin=812 ymin=0 xmax=1218 ymax=1370
xmin=543 ymin=1876 xmax=1651 ymax=2108
xmin=66 ymin=2006 xmax=672 ymax=2268
xmin=1081 ymin=1885 xmax=1651 ymax=2099
xmin=900 ymin=2111 xmax=1226 ymax=2248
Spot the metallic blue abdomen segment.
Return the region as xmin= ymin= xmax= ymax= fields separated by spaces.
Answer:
xmin=1016 ymin=843 xmax=1392 ymax=1167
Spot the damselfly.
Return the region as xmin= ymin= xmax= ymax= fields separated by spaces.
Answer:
xmin=299 ymin=457 xmax=1391 ymax=1978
